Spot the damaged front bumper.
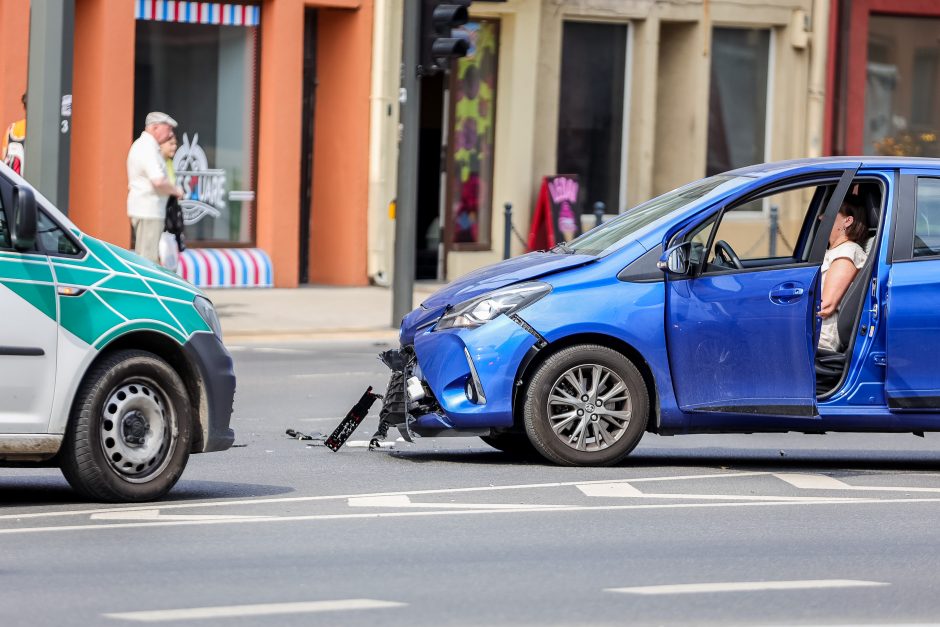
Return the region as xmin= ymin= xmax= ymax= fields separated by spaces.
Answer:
xmin=378 ymin=314 xmax=539 ymax=439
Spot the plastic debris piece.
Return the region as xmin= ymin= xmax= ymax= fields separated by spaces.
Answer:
xmin=325 ymin=387 xmax=383 ymax=452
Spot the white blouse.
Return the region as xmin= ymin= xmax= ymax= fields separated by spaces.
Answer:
xmin=818 ymin=241 xmax=867 ymax=353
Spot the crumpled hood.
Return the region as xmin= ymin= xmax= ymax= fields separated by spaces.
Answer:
xmin=399 ymin=251 xmax=595 ymax=344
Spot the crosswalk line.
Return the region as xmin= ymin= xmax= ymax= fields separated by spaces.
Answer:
xmin=606 ymin=579 xmax=889 ymax=595
xmin=103 ymin=599 xmax=406 ymax=622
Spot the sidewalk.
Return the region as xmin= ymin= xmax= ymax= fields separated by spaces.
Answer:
xmin=205 ymin=283 xmax=443 ymax=343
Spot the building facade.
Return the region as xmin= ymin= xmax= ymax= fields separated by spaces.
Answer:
xmin=369 ymin=0 xmax=831 ymax=284
xmin=0 ymin=0 xmax=374 ymax=288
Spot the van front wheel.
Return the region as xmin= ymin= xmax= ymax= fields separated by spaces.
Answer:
xmin=60 ymin=350 xmax=192 ymax=502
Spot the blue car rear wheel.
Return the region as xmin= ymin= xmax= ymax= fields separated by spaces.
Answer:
xmin=523 ymin=344 xmax=648 ymax=466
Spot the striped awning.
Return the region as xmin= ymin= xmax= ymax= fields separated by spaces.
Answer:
xmin=135 ymin=1 xmax=260 ymax=27
xmin=179 ymin=248 xmax=273 ymax=288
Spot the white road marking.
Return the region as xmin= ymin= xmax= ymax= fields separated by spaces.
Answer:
xmin=103 ymin=599 xmax=406 ymax=622
xmin=348 ymin=495 xmax=564 ymax=509
xmin=90 ymin=510 xmax=273 ymax=522
xmin=4 ymin=496 xmax=940 ymax=536
xmin=606 ymin=579 xmax=888 ymax=595
xmin=577 ymin=483 xmax=646 ymax=498
xmin=576 ymin=481 xmax=861 ymax=502
xmin=0 ymin=471 xmax=770 ymax=522
xmin=775 ymin=474 xmax=854 ymax=490
xmin=776 ymin=473 xmax=940 ymax=493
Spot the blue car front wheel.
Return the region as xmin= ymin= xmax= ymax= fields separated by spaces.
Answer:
xmin=523 ymin=344 xmax=648 ymax=466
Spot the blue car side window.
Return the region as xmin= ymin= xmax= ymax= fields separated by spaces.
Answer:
xmin=684 ymin=180 xmax=835 ymax=274
xmin=914 ymin=178 xmax=940 ymax=258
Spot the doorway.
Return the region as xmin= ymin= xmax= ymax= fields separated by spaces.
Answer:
xmin=298 ymin=8 xmax=318 ymax=283
xmin=416 ymin=72 xmax=445 ymax=280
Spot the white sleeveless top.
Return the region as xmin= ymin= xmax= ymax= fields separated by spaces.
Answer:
xmin=818 ymin=241 xmax=867 ymax=353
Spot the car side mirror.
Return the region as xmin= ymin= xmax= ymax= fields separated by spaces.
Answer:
xmin=10 ymin=185 xmax=37 ymax=252
xmin=657 ymin=242 xmax=691 ymax=276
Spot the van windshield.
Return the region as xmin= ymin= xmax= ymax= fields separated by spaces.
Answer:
xmin=557 ymin=174 xmax=744 ymax=256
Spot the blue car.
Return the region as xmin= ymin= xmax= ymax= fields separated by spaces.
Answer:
xmin=379 ymin=157 xmax=940 ymax=465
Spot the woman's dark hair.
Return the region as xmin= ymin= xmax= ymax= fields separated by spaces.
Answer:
xmin=839 ymin=195 xmax=868 ymax=243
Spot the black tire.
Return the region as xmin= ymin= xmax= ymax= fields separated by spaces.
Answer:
xmin=60 ymin=349 xmax=192 ymax=502
xmin=523 ymin=344 xmax=649 ymax=466
xmin=480 ymin=432 xmax=538 ymax=457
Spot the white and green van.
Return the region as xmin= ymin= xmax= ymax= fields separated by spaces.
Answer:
xmin=0 ymin=163 xmax=235 ymax=502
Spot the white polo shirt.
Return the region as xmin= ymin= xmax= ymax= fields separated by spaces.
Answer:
xmin=126 ymin=131 xmax=168 ymax=220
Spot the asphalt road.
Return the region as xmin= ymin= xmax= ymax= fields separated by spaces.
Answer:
xmin=3 ymin=339 xmax=940 ymax=626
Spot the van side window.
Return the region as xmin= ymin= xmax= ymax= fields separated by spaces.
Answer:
xmin=914 ymin=178 xmax=940 ymax=258
xmin=37 ymin=212 xmax=80 ymax=256
xmin=0 ymin=201 xmax=9 ymax=249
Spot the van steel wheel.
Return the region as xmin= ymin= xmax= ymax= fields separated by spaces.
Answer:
xmin=60 ymin=350 xmax=192 ymax=502
xmin=523 ymin=344 xmax=648 ymax=466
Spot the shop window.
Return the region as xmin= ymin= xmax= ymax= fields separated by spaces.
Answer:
xmin=866 ymin=15 xmax=940 ymax=157
xmin=446 ymin=20 xmax=499 ymax=250
xmin=556 ymin=21 xmax=628 ymax=215
xmin=134 ymin=8 xmax=259 ymax=246
xmin=707 ymin=27 xmax=770 ymax=178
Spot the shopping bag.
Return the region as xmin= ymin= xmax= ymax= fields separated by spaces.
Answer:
xmin=158 ymin=231 xmax=180 ymax=271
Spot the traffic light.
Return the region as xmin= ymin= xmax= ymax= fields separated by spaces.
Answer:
xmin=420 ymin=0 xmax=471 ymax=75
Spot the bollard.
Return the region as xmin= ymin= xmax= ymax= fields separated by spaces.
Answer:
xmin=593 ymin=201 xmax=606 ymax=228
xmin=503 ymin=202 xmax=512 ymax=259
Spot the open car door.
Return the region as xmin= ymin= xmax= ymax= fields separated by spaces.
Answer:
xmin=664 ymin=166 xmax=859 ymax=421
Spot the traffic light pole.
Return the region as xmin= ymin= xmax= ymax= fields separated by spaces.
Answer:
xmin=391 ymin=0 xmax=422 ymax=328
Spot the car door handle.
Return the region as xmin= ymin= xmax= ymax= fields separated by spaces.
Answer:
xmin=769 ymin=284 xmax=805 ymax=304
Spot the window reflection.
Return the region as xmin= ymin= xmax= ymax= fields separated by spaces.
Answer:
xmin=867 ymin=15 xmax=940 ymax=157
xmin=707 ymin=28 xmax=770 ymax=176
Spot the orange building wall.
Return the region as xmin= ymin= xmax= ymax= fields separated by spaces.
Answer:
xmin=0 ymin=2 xmax=30 ymax=150
xmin=308 ymin=3 xmax=373 ymax=285
xmin=69 ymin=0 xmax=136 ymax=248
xmin=257 ymin=0 xmax=305 ymax=287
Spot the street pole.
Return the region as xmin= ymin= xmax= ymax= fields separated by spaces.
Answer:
xmin=392 ymin=0 xmax=422 ymax=328
xmin=24 ymin=0 xmax=74 ymax=213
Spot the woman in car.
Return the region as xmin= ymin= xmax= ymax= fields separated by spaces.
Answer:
xmin=818 ymin=196 xmax=869 ymax=353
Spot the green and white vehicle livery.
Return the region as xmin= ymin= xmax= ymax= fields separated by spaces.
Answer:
xmin=0 ymin=162 xmax=235 ymax=502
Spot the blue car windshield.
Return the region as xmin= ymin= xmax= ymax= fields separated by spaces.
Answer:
xmin=558 ymin=174 xmax=744 ymax=256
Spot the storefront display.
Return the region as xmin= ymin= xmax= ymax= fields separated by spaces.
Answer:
xmin=134 ymin=1 xmax=259 ymax=246
xmin=447 ymin=20 xmax=499 ymax=249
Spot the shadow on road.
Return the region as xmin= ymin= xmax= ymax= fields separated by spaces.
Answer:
xmin=0 ymin=478 xmax=295 ymax=507
xmin=390 ymin=446 xmax=940 ymax=472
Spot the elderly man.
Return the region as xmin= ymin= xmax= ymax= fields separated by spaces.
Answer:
xmin=127 ymin=111 xmax=183 ymax=263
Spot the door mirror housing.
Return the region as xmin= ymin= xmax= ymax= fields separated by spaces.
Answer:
xmin=658 ymin=242 xmax=691 ymax=276
xmin=10 ymin=185 xmax=37 ymax=252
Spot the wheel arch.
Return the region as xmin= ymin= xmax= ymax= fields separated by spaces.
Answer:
xmin=512 ymin=332 xmax=660 ymax=434
xmin=80 ymin=331 xmax=209 ymax=453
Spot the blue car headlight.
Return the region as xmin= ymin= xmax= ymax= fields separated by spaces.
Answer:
xmin=194 ymin=295 xmax=223 ymax=340
xmin=435 ymin=282 xmax=551 ymax=331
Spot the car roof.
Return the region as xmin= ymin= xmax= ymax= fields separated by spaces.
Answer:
xmin=728 ymin=156 xmax=940 ymax=177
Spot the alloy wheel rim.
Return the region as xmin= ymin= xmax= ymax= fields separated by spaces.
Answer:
xmin=545 ymin=364 xmax=632 ymax=452
xmin=99 ymin=377 xmax=177 ymax=482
